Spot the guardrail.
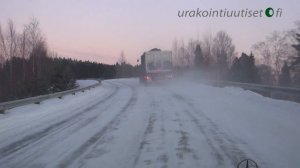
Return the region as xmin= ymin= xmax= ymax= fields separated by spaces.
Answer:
xmin=199 ymin=79 xmax=300 ymax=102
xmin=0 ymin=80 xmax=102 ymax=114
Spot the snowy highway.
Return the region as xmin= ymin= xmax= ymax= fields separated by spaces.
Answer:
xmin=0 ymin=78 xmax=299 ymax=168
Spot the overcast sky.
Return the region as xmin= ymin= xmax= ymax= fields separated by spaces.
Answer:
xmin=0 ymin=0 xmax=299 ymax=65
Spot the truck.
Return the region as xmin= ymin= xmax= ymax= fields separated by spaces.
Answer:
xmin=139 ymin=48 xmax=173 ymax=83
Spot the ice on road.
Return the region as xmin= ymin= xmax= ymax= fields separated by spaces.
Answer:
xmin=0 ymin=78 xmax=299 ymax=168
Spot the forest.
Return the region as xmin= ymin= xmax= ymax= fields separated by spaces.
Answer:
xmin=171 ymin=21 xmax=300 ymax=87
xmin=0 ymin=19 xmax=137 ymax=102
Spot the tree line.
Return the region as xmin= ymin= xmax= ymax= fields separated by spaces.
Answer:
xmin=0 ymin=19 xmax=120 ymax=102
xmin=172 ymin=21 xmax=300 ymax=87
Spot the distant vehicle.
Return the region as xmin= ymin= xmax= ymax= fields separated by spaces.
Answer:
xmin=139 ymin=48 xmax=173 ymax=83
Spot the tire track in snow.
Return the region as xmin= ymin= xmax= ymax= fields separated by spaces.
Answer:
xmin=171 ymin=92 xmax=250 ymax=167
xmin=58 ymin=85 xmax=138 ymax=168
xmin=133 ymin=86 xmax=201 ymax=168
xmin=1 ymin=87 xmax=123 ymax=168
xmin=162 ymin=91 xmax=200 ymax=168
xmin=132 ymin=94 xmax=170 ymax=168
xmin=157 ymin=99 xmax=168 ymax=168
xmin=132 ymin=101 xmax=157 ymax=168
xmin=173 ymin=112 xmax=199 ymax=167
xmin=0 ymin=85 xmax=119 ymax=162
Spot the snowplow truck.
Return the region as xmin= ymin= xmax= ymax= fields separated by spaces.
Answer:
xmin=140 ymin=49 xmax=173 ymax=83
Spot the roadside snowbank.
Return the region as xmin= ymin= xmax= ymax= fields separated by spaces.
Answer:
xmin=76 ymin=80 xmax=99 ymax=88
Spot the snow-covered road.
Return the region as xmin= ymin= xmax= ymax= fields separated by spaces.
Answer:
xmin=0 ymin=78 xmax=299 ymax=168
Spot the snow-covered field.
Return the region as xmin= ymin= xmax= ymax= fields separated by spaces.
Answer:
xmin=0 ymin=78 xmax=299 ymax=168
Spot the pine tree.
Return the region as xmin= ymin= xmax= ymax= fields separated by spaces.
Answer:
xmin=291 ymin=34 xmax=300 ymax=69
xmin=248 ymin=52 xmax=257 ymax=83
xmin=229 ymin=57 xmax=241 ymax=82
xmin=229 ymin=52 xmax=259 ymax=83
xmin=291 ymin=33 xmax=300 ymax=86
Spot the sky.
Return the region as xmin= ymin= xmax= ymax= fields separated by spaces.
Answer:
xmin=0 ymin=0 xmax=299 ymax=65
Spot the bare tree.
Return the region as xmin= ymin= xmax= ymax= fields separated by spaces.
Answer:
xmin=25 ymin=18 xmax=45 ymax=76
xmin=202 ymin=34 xmax=214 ymax=68
xmin=186 ymin=39 xmax=197 ymax=67
xmin=25 ymin=18 xmax=44 ymax=49
xmin=6 ymin=20 xmax=18 ymax=84
xmin=172 ymin=39 xmax=191 ymax=68
xmin=119 ymin=50 xmax=126 ymax=65
xmin=178 ymin=40 xmax=188 ymax=68
xmin=7 ymin=20 xmax=17 ymax=58
xmin=252 ymin=41 xmax=272 ymax=65
xmin=13 ymin=26 xmax=30 ymax=81
xmin=252 ymin=31 xmax=296 ymax=81
xmin=212 ymin=31 xmax=236 ymax=79
xmin=269 ymin=32 xmax=291 ymax=79
xmin=0 ymin=20 xmax=19 ymax=92
xmin=172 ymin=38 xmax=180 ymax=67
xmin=0 ymin=24 xmax=6 ymax=65
xmin=20 ymin=28 xmax=28 ymax=81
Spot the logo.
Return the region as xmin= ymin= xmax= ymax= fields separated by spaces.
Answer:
xmin=265 ymin=7 xmax=282 ymax=17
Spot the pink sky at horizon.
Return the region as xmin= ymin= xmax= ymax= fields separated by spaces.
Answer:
xmin=0 ymin=0 xmax=299 ymax=65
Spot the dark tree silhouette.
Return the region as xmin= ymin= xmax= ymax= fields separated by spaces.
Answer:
xmin=291 ymin=34 xmax=300 ymax=70
xmin=290 ymin=33 xmax=300 ymax=86
xmin=229 ymin=52 xmax=259 ymax=83
xmin=292 ymin=33 xmax=300 ymax=55
xmin=194 ymin=44 xmax=204 ymax=69
xmin=0 ymin=55 xmax=119 ymax=102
